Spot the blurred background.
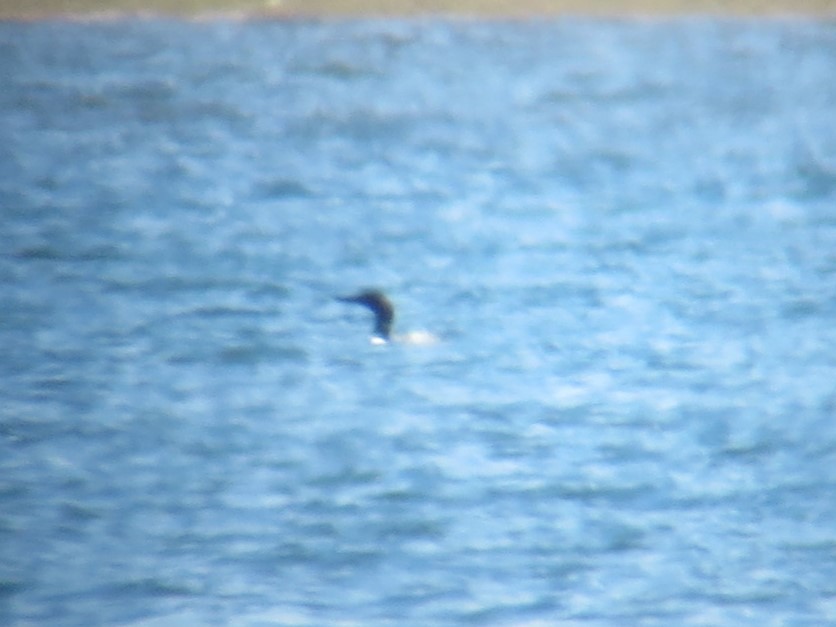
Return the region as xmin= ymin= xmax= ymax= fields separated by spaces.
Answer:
xmin=2 ymin=11 xmax=836 ymax=627
xmin=2 ymin=0 xmax=836 ymax=18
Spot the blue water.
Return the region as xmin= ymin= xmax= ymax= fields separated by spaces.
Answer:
xmin=2 ymin=17 xmax=836 ymax=625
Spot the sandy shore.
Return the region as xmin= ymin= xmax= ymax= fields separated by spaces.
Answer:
xmin=2 ymin=0 xmax=836 ymax=19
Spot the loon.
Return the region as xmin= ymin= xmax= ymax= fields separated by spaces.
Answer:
xmin=337 ymin=289 xmax=438 ymax=345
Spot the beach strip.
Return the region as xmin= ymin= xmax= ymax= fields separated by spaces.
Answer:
xmin=2 ymin=0 xmax=836 ymax=20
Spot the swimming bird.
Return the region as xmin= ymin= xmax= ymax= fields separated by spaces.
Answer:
xmin=337 ymin=289 xmax=438 ymax=345
xmin=337 ymin=289 xmax=394 ymax=343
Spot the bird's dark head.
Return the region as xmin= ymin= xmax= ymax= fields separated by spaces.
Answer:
xmin=337 ymin=289 xmax=395 ymax=340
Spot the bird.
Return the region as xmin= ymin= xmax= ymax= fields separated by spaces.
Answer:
xmin=336 ymin=289 xmax=394 ymax=343
xmin=336 ymin=289 xmax=438 ymax=346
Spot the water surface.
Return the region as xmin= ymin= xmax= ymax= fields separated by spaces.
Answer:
xmin=2 ymin=18 xmax=836 ymax=625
